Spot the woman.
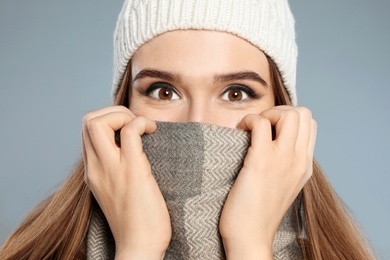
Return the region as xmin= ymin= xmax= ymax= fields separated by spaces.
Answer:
xmin=0 ymin=0 xmax=374 ymax=259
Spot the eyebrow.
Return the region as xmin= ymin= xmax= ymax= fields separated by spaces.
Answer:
xmin=214 ymin=71 xmax=268 ymax=87
xmin=133 ymin=69 xmax=268 ymax=87
xmin=133 ymin=69 xmax=182 ymax=83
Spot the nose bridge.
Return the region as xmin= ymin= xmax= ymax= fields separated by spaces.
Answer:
xmin=186 ymin=98 xmax=212 ymax=123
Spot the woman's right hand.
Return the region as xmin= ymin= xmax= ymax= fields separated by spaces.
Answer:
xmin=82 ymin=106 xmax=171 ymax=260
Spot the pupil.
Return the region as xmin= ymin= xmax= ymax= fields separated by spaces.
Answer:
xmin=159 ymin=88 xmax=172 ymax=100
xmin=229 ymin=90 xmax=242 ymax=101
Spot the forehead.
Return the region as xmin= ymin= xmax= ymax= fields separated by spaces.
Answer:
xmin=131 ymin=30 xmax=269 ymax=79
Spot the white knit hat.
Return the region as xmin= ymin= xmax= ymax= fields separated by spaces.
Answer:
xmin=112 ymin=0 xmax=298 ymax=105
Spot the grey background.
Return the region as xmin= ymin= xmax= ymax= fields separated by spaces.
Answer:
xmin=0 ymin=0 xmax=389 ymax=258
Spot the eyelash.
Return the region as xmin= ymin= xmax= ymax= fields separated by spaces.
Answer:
xmin=139 ymin=82 xmax=261 ymax=102
xmin=221 ymin=85 xmax=260 ymax=100
xmin=139 ymin=82 xmax=180 ymax=99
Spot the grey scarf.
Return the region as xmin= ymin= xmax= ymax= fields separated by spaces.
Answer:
xmin=87 ymin=122 xmax=302 ymax=259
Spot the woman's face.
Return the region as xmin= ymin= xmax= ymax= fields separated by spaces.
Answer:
xmin=129 ymin=30 xmax=275 ymax=128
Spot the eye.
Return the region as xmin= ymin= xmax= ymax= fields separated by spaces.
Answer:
xmin=145 ymin=83 xmax=180 ymax=101
xmin=221 ymin=85 xmax=256 ymax=102
xmin=150 ymin=87 xmax=179 ymax=100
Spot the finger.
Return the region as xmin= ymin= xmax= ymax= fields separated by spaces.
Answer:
xmin=260 ymin=106 xmax=299 ymax=147
xmin=81 ymin=118 xmax=99 ymax=162
xmin=86 ymin=111 xmax=135 ymax=163
xmin=82 ymin=107 xmax=131 ymax=182
xmin=83 ymin=105 xmax=135 ymax=122
xmin=120 ymin=116 xmax=157 ymax=158
xmin=81 ymin=128 xmax=94 ymax=186
xmin=237 ymin=114 xmax=273 ymax=150
xmin=307 ymin=119 xmax=317 ymax=158
xmin=294 ymin=107 xmax=313 ymax=151
xmin=82 ymin=121 xmax=104 ymax=188
xmin=81 ymin=126 xmax=98 ymax=164
xmin=82 ymin=105 xmax=135 ymax=158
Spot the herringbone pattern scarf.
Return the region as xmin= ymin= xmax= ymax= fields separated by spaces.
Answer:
xmin=87 ymin=122 xmax=302 ymax=259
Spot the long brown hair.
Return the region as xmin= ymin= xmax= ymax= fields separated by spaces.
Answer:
xmin=0 ymin=58 xmax=375 ymax=260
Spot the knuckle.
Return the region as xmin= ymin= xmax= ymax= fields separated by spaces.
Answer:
xmin=256 ymin=117 xmax=271 ymax=129
xmin=294 ymin=165 xmax=307 ymax=180
xmin=84 ymin=172 xmax=90 ymax=186
xmin=116 ymin=105 xmax=128 ymax=110
xmin=296 ymin=106 xmax=313 ymax=119
xmin=243 ymin=114 xmax=257 ymax=122
xmin=308 ymin=168 xmax=313 ymax=178
xmin=120 ymin=123 xmax=138 ymax=138
xmin=116 ymin=105 xmax=130 ymax=114
xmin=83 ymin=166 xmax=92 ymax=185
xmin=312 ymin=119 xmax=318 ymax=129
xmin=86 ymin=117 xmax=101 ymax=132
xmin=117 ymin=105 xmax=135 ymax=118
xmin=302 ymin=169 xmax=313 ymax=183
xmin=134 ymin=115 xmax=149 ymax=123
xmin=284 ymin=109 xmax=300 ymax=121
xmin=82 ymin=112 xmax=94 ymax=125
xmin=84 ymin=169 xmax=98 ymax=188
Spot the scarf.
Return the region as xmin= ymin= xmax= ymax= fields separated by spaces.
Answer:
xmin=87 ymin=122 xmax=303 ymax=259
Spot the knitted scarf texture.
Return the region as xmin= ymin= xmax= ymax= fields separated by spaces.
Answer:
xmin=87 ymin=122 xmax=302 ymax=259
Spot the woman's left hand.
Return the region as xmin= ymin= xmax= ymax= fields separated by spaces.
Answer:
xmin=219 ymin=106 xmax=317 ymax=259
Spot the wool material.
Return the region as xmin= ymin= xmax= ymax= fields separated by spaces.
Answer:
xmin=86 ymin=122 xmax=303 ymax=259
xmin=112 ymin=0 xmax=298 ymax=105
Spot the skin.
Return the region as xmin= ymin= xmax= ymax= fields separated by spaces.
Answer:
xmin=129 ymin=30 xmax=274 ymax=127
xmin=82 ymin=30 xmax=317 ymax=260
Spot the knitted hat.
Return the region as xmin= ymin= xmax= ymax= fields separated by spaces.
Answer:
xmin=112 ymin=0 xmax=298 ymax=105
